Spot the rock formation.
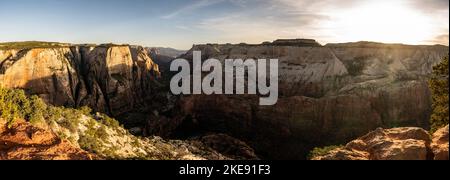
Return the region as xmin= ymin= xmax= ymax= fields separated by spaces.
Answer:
xmin=0 ymin=120 xmax=96 ymax=160
xmin=312 ymin=125 xmax=449 ymax=160
xmin=158 ymin=41 xmax=448 ymax=159
xmin=0 ymin=45 xmax=160 ymax=116
xmin=431 ymin=125 xmax=449 ymax=160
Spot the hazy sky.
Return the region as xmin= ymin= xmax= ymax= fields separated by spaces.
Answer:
xmin=1 ymin=0 xmax=448 ymax=49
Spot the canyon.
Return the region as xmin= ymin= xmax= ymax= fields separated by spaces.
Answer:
xmin=0 ymin=40 xmax=448 ymax=160
xmin=155 ymin=40 xmax=448 ymax=159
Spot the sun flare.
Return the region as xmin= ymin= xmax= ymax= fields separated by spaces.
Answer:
xmin=325 ymin=1 xmax=436 ymax=45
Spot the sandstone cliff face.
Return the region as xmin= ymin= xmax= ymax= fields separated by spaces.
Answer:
xmin=0 ymin=45 xmax=160 ymax=116
xmin=167 ymin=42 xmax=448 ymax=159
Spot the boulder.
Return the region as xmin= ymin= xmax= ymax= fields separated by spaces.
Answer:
xmin=431 ymin=125 xmax=449 ymax=160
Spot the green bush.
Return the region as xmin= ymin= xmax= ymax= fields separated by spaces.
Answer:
xmin=97 ymin=113 xmax=120 ymax=129
xmin=307 ymin=145 xmax=343 ymax=160
xmin=79 ymin=106 xmax=92 ymax=115
xmin=429 ymin=56 xmax=449 ymax=132
xmin=28 ymin=96 xmax=48 ymax=125
xmin=0 ymin=88 xmax=29 ymax=128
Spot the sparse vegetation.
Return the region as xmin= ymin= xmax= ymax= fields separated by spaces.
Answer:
xmin=0 ymin=87 xmax=178 ymax=160
xmin=0 ymin=41 xmax=70 ymax=50
xmin=27 ymin=95 xmax=48 ymax=125
xmin=0 ymin=87 xmax=124 ymax=157
xmin=0 ymin=88 xmax=25 ymax=128
xmin=429 ymin=55 xmax=449 ymax=132
xmin=0 ymin=88 xmax=80 ymax=129
xmin=307 ymin=145 xmax=343 ymax=160
xmin=346 ymin=57 xmax=368 ymax=76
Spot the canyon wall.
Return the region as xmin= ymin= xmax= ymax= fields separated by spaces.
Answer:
xmin=166 ymin=41 xmax=448 ymax=159
xmin=0 ymin=45 xmax=160 ymax=116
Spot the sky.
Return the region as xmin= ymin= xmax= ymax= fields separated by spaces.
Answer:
xmin=0 ymin=0 xmax=448 ymax=49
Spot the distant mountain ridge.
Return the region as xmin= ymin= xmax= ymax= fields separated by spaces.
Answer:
xmin=146 ymin=47 xmax=187 ymax=58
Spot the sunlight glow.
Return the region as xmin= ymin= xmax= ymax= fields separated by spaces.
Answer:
xmin=324 ymin=1 xmax=436 ymax=44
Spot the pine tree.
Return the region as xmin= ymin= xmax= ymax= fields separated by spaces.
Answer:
xmin=429 ymin=55 xmax=449 ymax=132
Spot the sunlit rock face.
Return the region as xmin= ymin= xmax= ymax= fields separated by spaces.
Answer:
xmin=0 ymin=45 xmax=160 ymax=116
xmin=312 ymin=127 xmax=433 ymax=160
xmin=165 ymin=41 xmax=448 ymax=159
xmin=313 ymin=125 xmax=449 ymax=160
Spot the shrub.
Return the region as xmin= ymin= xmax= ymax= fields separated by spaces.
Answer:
xmin=97 ymin=114 xmax=120 ymax=129
xmin=28 ymin=96 xmax=47 ymax=125
xmin=79 ymin=106 xmax=92 ymax=116
xmin=429 ymin=56 xmax=449 ymax=132
xmin=0 ymin=87 xmax=88 ymax=130
xmin=345 ymin=56 xmax=369 ymax=76
xmin=307 ymin=145 xmax=343 ymax=160
xmin=0 ymin=88 xmax=29 ymax=128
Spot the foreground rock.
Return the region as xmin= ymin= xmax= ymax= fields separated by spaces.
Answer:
xmin=0 ymin=120 xmax=95 ymax=160
xmin=1 ymin=113 xmax=232 ymax=160
xmin=431 ymin=125 xmax=449 ymax=160
xmin=313 ymin=126 xmax=449 ymax=160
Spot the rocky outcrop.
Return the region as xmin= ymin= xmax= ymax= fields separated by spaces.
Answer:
xmin=0 ymin=45 xmax=160 ymax=116
xmin=0 ymin=120 xmax=96 ymax=160
xmin=431 ymin=125 xmax=449 ymax=160
xmin=312 ymin=126 xmax=449 ymax=160
xmin=160 ymin=41 xmax=448 ymax=159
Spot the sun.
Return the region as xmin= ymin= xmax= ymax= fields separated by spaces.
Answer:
xmin=324 ymin=1 xmax=435 ymax=45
